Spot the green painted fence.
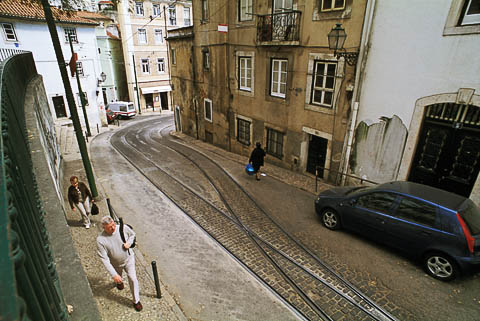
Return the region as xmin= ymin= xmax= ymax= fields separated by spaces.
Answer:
xmin=0 ymin=52 xmax=69 ymax=321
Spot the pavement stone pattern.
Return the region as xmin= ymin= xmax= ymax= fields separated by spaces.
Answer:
xmin=55 ymin=111 xmax=416 ymax=321
xmin=112 ymin=119 xmax=403 ymax=320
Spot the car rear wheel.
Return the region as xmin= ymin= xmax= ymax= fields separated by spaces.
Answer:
xmin=321 ymin=209 xmax=341 ymax=230
xmin=423 ymin=252 xmax=458 ymax=281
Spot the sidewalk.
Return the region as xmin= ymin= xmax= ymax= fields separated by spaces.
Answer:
xmin=56 ymin=110 xmax=187 ymax=321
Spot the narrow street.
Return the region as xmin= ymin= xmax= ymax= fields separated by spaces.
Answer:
xmin=90 ymin=115 xmax=480 ymax=321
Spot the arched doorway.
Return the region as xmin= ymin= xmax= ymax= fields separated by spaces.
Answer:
xmin=408 ymin=102 xmax=480 ymax=197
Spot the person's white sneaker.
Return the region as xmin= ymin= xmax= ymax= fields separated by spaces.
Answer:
xmin=85 ymin=223 xmax=91 ymax=229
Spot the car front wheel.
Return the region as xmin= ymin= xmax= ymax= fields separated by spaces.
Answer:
xmin=423 ymin=252 xmax=458 ymax=281
xmin=321 ymin=209 xmax=341 ymax=230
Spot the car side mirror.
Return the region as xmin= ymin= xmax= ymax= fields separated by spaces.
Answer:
xmin=348 ymin=199 xmax=357 ymax=206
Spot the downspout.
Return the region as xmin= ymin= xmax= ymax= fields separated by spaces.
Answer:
xmin=341 ymin=0 xmax=376 ymax=186
xmin=226 ymin=0 xmax=232 ymax=152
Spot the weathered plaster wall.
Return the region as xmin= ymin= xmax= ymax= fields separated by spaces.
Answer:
xmin=357 ymin=0 xmax=480 ymax=128
xmin=26 ymin=75 xmax=63 ymax=200
xmin=350 ymin=115 xmax=407 ymax=183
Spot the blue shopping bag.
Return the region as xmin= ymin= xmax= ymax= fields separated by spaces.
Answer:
xmin=245 ymin=163 xmax=255 ymax=176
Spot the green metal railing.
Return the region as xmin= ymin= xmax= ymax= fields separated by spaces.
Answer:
xmin=0 ymin=53 xmax=69 ymax=320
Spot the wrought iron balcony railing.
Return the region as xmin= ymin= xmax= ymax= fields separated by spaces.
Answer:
xmin=257 ymin=10 xmax=301 ymax=43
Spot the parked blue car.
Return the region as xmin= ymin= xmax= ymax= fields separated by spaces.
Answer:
xmin=315 ymin=181 xmax=480 ymax=281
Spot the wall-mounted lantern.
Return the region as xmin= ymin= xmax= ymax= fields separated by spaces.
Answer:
xmin=328 ymin=24 xmax=359 ymax=66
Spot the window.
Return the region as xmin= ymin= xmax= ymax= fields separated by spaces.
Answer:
xmin=169 ymin=5 xmax=177 ymax=25
xmin=154 ymin=29 xmax=163 ymax=44
xmin=239 ymin=0 xmax=253 ymax=21
xmin=239 ymin=57 xmax=252 ymax=91
xmin=274 ymin=0 xmax=292 ymax=12
xmin=153 ymin=4 xmax=160 ymax=16
xmin=64 ymin=27 xmax=77 ymax=43
xmin=184 ymin=7 xmax=191 ymax=26
xmin=394 ymin=197 xmax=437 ymax=227
xmin=311 ymin=61 xmax=337 ymax=107
xmin=75 ymin=62 xmax=84 ymax=76
xmin=460 ymin=0 xmax=480 ymax=25
xmin=138 ymin=28 xmax=147 ymax=44
xmin=135 ymin=1 xmax=144 ymax=15
xmin=202 ymin=48 xmax=210 ymax=70
xmin=201 ymin=0 xmax=209 ymax=21
xmin=1 ymin=23 xmax=17 ymax=41
xmin=320 ymin=0 xmax=345 ymax=12
xmin=237 ymin=118 xmax=251 ymax=145
xmin=171 ymin=48 xmax=176 ymax=65
xmin=157 ymin=58 xmax=165 ymax=73
xmin=141 ymin=58 xmax=150 ymax=74
xmin=444 ymin=0 xmax=480 ymax=35
xmin=77 ymin=91 xmax=88 ymax=106
xmin=266 ymin=128 xmax=283 ymax=158
xmin=270 ymin=59 xmax=287 ymax=98
xmin=356 ymin=192 xmax=396 ymax=213
xmin=204 ymin=99 xmax=212 ymax=122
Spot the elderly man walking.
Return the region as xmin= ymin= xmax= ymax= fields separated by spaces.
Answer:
xmin=97 ymin=216 xmax=143 ymax=311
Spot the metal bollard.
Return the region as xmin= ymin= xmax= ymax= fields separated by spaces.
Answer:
xmin=97 ymin=123 xmax=99 ymax=134
xmin=151 ymin=261 xmax=162 ymax=298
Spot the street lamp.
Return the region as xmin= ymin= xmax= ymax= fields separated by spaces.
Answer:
xmin=328 ymin=23 xmax=358 ymax=66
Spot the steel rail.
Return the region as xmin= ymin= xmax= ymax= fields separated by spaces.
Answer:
xmin=121 ymin=121 xmax=396 ymax=321
xmin=153 ymin=125 xmax=398 ymax=321
xmin=110 ymin=127 xmax=315 ymax=321
xmin=152 ymin=126 xmax=396 ymax=321
xmin=150 ymin=123 xmax=397 ymax=321
xmin=110 ymin=120 xmax=397 ymax=321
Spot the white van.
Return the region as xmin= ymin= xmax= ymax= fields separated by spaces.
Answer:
xmin=106 ymin=101 xmax=136 ymax=119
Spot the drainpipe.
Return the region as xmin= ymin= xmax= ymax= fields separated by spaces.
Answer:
xmin=341 ymin=0 xmax=376 ymax=186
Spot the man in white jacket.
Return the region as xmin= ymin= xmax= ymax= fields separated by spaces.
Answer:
xmin=97 ymin=216 xmax=142 ymax=311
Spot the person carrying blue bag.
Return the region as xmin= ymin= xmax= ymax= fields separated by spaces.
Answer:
xmin=249 ymin=142 xmax=266 ymax=181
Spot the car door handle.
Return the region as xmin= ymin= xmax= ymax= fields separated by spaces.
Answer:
xmin=421 ymin=231 xmax=431 ymax=236
xmin=376 ymin=218 xmax=385 ymax=224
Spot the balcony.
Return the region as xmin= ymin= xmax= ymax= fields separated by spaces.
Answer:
xmin=257 ymin=10 xmax=301 ymax=45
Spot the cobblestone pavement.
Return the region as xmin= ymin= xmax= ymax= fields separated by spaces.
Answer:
xmin=58 ymin=112 xmax=480 ymax=321
xmin=111 ymin=118 xmax=406 ymax=320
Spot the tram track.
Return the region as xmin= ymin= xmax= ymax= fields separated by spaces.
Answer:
xmin=110 ymin=119 xmax=398 ymax=321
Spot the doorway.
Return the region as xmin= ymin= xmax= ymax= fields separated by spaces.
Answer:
xmin=160 ymin=92 xmax=169 ymax=110
xmin=409 ymin=103 xmax=480 ymax=197
xmin=306 ymin=135 xmax=328 ymax=177
xmin=52 ymin=96 xmax=67 ymax=118
xmin=102 ymin=88 xmax=107 ymax=106
xmin=144 ymin=93 xmax=153 ymax=109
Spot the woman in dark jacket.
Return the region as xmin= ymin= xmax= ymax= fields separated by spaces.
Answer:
xmin=68 ymin=176 xmax=94 ymax=228
xmin=249 ymin=142 xmax=266 ymax=181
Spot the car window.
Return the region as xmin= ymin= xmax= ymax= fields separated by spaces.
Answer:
xmin=128 ymin=103 xmax=135 ymax=111
xmin=459 ymin=199 xmax=480 ymax=235
xmin=356 ymin=192 xmax=396 ymax=213
xmin=394 ymin=197 xmax=436 ymax=227
xmin=345 ymin=186 xmax=376 ymax=196
xmin=120 ymin=105 xmax=127 ymax=112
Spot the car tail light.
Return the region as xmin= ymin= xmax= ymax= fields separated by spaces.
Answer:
xmin=457 ymin=212 xmax=475 ymax=254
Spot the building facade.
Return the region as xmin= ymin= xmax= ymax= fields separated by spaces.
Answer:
xmin=344 ymin=0 xmax=480 ymax=203
xmin=0 ymin=0 xmax=107 ymax=129
xmin=169 ymin=0 xmax=367 ymax=181
xmin=118 ymin=0 xmax=192 ymax=112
